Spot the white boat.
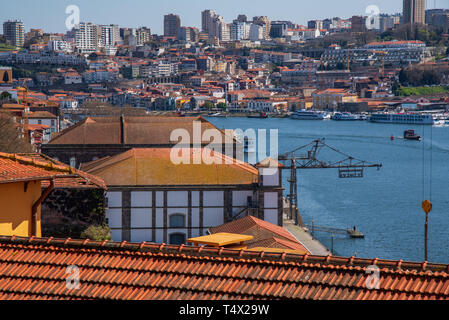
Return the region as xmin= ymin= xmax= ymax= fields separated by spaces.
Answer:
xmin=291 ymin=110 xmax=325 ymax=120
xmin=369 ymin=113 xmax=434 ymax=125
xmin=357 ymin=114 xmax=368 ymax=121
xmin=331 ymin=112 xmax=358 ymax=121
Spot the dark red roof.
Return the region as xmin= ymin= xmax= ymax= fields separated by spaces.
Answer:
xmin=0 ymin=236 xmax=448 ymax=300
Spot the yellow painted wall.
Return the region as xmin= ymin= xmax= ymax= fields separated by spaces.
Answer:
xmin=0 ymin=181 xmax=42 ymax=237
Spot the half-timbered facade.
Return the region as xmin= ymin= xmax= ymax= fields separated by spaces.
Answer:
xmin=82 ymin=148 xmax=283 ymax=244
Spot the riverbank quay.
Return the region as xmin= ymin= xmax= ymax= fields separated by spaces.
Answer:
xmin=282 ymin=198 xmax=330 ymax=256
xmin=145 ymin=110 xmax=290 ymax=118
xmin=283 ymin=214 xmax=331 ymax=256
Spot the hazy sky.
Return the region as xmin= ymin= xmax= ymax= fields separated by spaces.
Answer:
xmin=1 ymin=0 xmax=447 ymax=34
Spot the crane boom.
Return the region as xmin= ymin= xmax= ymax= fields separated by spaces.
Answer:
xmin=280 ymin=138 xmax=382 ymax=225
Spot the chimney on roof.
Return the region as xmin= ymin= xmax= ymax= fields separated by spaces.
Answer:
xmin=120 ymin=114 xmax=125 ymax=145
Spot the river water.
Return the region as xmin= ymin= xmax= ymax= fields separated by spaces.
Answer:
xmin=207 ymin=116 xmax=449 ymax=264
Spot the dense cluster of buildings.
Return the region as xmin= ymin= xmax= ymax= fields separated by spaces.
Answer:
xmin=0 ymin=2 xmax=449 ymax=301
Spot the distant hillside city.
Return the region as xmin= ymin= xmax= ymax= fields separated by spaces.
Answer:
xmin=0 ymin=0 xmax=449 ymax=302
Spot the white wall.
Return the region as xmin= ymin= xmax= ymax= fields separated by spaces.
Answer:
xmin=232 ymin=190 xmax=253 ymax=207
xmin=261 ymin=169 xmax=279 ymax=186
xmin=131 ymin=208 xmax=151 ymax=228
xmin=167 ymin=191 xmax=188 ymax=207
xmin=203 ymin=208 xmax=224 ymax=227
xmin=203 ymin=191 xmax=223 ymax=207
xmin=264 ymin=192 xmax=279 ymax=209
xmin=107 ymin=191 xmax=122 ymax=208
xmin=131 ymin=191 xmax=152 ymax=207
xmin=105 ymin=188 xmax=281 ymax=244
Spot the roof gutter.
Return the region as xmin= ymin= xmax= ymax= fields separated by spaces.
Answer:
xmin=31 ymin=179 xmax=54 ymax=237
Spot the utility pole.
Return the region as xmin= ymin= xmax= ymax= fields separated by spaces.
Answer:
xmin=331 ymin=234 xmax=334 ymax=255
xmin=422 ymin=200 xmax=432 ymax=261
xmin=288 ymin=155 xmax=297 ymax=221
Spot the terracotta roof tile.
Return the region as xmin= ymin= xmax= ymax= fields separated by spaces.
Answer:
xmin=210 ymin=216 xmax=299 ymax=244
xmin=0 ymin=236 xmax=448 ymax=300
xmin=0 ymin=153 xmax=76 ymax=184
xmin=249 ymin=237 xmax=309 ymax=254
xmin=16 ymin=153 xmax=106 ymax=190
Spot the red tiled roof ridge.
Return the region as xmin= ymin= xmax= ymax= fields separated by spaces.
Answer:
xmin=17 ymin=153 xmax=107 ymax=190
xmin=270 ymin=236 xmax=309 ymax=251
xmin=1 ymin=235 xmax=449 ymax=275
xmin=0 ymin=152 xmax=74 ymax=174
xmin=236 ymin=215 xmax=299 ymax=243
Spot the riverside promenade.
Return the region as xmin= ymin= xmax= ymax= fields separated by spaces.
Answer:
xmin=283 ymin=215 xmax=331 ymax=256
xmin=282 ymin=198 xmax=330 ymax=256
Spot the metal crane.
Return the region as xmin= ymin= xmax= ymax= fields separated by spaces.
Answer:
xmin=279 ymin=138 xmax=382 ymax=225
xmin=369 ymin=50 xmax=388 ymax=75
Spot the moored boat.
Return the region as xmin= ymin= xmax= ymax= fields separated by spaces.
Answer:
xmin=331 ymin=112 xmax=358 ymax=121
xmin=291 ymin=110 xmax=325 ymax=120
xmin=247 ymin=112 xmax=269 ymax=119
xmin=369 ymin=113 xmax=434 ymax=125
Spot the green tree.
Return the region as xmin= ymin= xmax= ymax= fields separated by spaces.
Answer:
xmin=216 ymin=102 xmax=227 ymax=110
xmin=0 ymin=91 xmax=11 ymax=100
xmin=203 ymin=102 xmax=214 ymax=109
xmin=80 ymin=225 xmax=112 ymax=241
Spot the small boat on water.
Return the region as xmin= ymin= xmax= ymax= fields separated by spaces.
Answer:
xmin=404 ymin=130 xmax=421 ymax=141
xmin=247 ymin=112 xmax=269 ymax=119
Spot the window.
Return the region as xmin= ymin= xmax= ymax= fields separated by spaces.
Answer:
xmin=169 ymin=214 xmax=185 ymax=228
xmin=169 ymin=233 xmax=186 ymax=245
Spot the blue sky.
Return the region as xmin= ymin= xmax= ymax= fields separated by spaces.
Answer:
xmin=1 ymin=0 xmax=447 ymax=34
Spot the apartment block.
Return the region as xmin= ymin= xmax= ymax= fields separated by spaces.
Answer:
xmin=403 ymin=0 xmax=426 ymax=25
xmin=74 ymin=22 xmax=100 ymax=53
xmin=164 ymin=14 xmax=181 ymax=37
xmin=100 ymin=24 xmax=120 ymax=47
xmin=3 ymin=20 xmax=25 ymax=47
